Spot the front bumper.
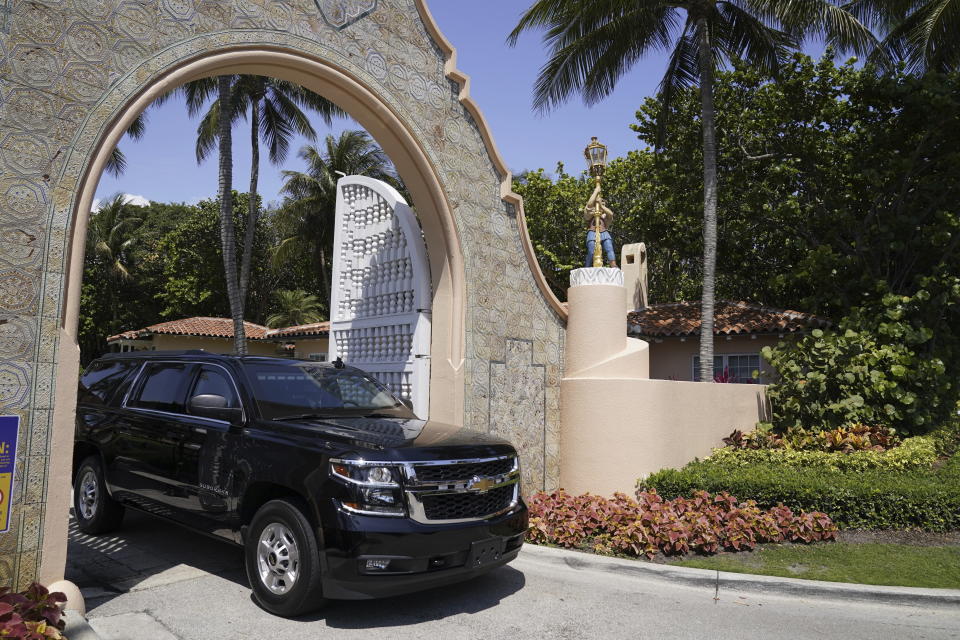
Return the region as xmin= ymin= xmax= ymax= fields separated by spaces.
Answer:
xmin=319 ymin=502 xmax=528 ymax=600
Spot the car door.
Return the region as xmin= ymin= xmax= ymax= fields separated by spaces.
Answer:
xmin=175 ymin=364 xmax=244 ymax=527
xmin=113 ymin=361 xmax=197 ymax=515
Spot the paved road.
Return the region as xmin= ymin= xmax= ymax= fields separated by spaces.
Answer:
xmin=68 ymin=510 xmax=960 ymax=640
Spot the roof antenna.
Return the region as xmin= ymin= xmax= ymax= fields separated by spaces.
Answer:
xmin=334 ymin=356 xmax=345 ymax=369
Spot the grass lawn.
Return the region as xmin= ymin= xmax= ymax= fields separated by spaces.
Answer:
xmin=669 ymin=542 xmax=960 ymax=589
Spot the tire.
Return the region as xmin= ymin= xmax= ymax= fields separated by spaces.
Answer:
xmin=73 ymin=455 xmax=125 ymax=534
xmin=244 ymin=499 xmax=324 ymax=617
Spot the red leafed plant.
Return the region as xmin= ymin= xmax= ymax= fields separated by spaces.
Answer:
xmin=0 ymin=583 xmax=67 ymax=639
xmin=526 ymin=489 xmax=836 ymax=559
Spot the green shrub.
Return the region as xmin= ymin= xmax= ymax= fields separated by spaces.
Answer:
xmin=930 ymin=417 xmax=960 ymax=458
xmin=640 ymin=454 xmax=960 ymax=531
xmin=762 ymin=289 xmax=955 ymax=437
xmin=705 ymin=436 xmax=937 ymax=473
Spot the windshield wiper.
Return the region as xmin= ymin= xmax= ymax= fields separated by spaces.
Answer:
xmin=271 ymin=413 xmax=331 ymax=422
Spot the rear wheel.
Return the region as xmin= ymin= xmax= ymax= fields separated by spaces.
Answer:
xmin=73 ymin=455 xmax=125 ymax=534
xmin=245 ymin=499 xmax=324 ymax=617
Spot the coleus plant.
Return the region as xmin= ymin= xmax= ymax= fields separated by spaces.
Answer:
xmin=0 ymin=583 xmax=67 ymax=640
xmin=526 ymin=489 xmax=836 ymax=559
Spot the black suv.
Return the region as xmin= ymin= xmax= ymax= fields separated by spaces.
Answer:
xmin=72 ymin=351 xmax=527 ymax=616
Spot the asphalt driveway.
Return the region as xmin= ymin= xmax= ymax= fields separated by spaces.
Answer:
xmin=67 ymin=509 xmax=960 ymax=640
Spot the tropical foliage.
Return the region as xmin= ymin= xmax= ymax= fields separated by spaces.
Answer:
xmin=275 ymin=130 xmax=401 ymax=311
xmin=526 ymin=488 xmax=836 ymax=558
xmin=510 ymin=0 xmax=874 ymax=382
xmin=265 ymin=290 xmax=325 ymax=328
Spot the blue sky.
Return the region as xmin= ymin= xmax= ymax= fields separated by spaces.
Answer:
xmin=94 ymin=1 xmax=669 ymax=207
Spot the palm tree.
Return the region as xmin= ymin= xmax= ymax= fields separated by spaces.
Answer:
xmin=509 ymin=0 xmax=876 ymax=382
xmin=276 ymin=130 xmax=399 ymax=309
xmin=184 ymin=76 xmax=345 ymax=304
xmin=87 ymin=193 xmax=142 ymax=325
xmin=265 ymin=289 xmax=325 ymax=328
xmin=213 ymin=75 xmax=246 ymax=354
xmin=854 ymin=0 xmax=960 ymax=73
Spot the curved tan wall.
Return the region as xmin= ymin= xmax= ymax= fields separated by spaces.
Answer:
xmin=561 ymin=273 xmax=767 ymax=496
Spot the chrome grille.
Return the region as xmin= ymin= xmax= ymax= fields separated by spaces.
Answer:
xmin=420 ymin=485 xmax=516 ymax=521
xmin=412 ymin=457 xmax=515 ymax=483
xmin=401 ymin=455 xmax=521 ymax=524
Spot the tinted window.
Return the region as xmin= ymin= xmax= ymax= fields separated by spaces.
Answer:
xmin=243 ymin=363 xmax=400 ymax=420
xmin=78 ymin=360 xmax=138 ymax=406
xmin=189 ymin=366 xmax=239 ymax=409
xmin=129 ymin=362 xmax=192 ymax=413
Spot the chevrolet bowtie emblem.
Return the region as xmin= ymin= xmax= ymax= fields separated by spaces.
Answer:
xmin=466 ymin=476 xmax=495 ymax=492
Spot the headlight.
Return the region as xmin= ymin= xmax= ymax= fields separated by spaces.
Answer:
xmin=330 ymin=460 xmax=399 ymax=486
xmin=330 ymin=458 xmax=405 ymax=516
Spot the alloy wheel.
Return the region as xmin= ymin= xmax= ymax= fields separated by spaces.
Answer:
xmin=257 ymin=522 xmax=301 ymax=595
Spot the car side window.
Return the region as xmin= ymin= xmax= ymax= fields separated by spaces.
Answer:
xmin=78 ymin=360 xmax=138 ymax=406
xmin=189 ymin=366 xmax=240 ymax=409
xmin=128 ymin=362 xmax=192 ymax=414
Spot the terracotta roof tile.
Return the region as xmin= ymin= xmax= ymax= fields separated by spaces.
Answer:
xmin=627 ymin=301 xmax=830 ymax=337
xmin=107 ymin=317 xmax=269 ymax=342
xmin=265 ymin=321 xmax=330 ymax=339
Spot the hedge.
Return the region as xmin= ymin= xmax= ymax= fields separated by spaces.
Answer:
xmin=640 ymin=454 xmax=960 ymax=531
xmin=704 ymin=436 xmax=937 ymax=473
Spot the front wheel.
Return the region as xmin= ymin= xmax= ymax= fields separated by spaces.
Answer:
xmin=244 ymin=499 xmax=324 ymax=617
xmin=73 ymin=455 xmax=125 ymax=534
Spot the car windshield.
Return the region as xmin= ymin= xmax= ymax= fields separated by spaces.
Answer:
xmin=243 ymin=362 xmax=401 ymax=420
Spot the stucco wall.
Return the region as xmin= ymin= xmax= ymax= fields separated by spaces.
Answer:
xmin=292 ymin=338 xmax=330 ymax=361
xmin=560 ymin=378 xmax=767 ymax=496
xmin=562 ymin=272 xmax=769 ymax=497
xmin=149 ymin=335 xmax=278 ymax=357
xmin=647 ymin=334 xmax=781 ymax=382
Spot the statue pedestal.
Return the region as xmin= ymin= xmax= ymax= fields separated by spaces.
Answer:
xmin=561 ymin=267 xmax=650 ymax=494
xmin=564 ymin=268 xmax=646 ymax=378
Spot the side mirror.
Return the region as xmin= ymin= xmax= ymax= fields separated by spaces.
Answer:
xmin=189 ymin=394 xmax=243 ymax=423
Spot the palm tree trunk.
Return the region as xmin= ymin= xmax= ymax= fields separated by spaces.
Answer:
xmin=318 ymin=241 xmax=331 ymax=314
xmin=696 ymin=16 xmax=718 ymax=383
xmin=217 ymin=75 xmax=247 ymax=355
xmin=240 ymin=94 xmax=260 ymax=306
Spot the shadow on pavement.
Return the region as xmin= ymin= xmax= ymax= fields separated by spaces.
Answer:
xmin=66 ymin=508 xmax=245 ymax=609
xmin=293 ymin=566 xmax=526 ymax=628
xmin=68 ymin=506 xmax=527 ymax=626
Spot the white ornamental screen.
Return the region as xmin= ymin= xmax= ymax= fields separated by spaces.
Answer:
xmin=328 ymin=176 xmax=432 ymax=418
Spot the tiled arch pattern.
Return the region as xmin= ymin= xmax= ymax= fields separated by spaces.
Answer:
xmin=0 ymin=0 xmax=564 ymax=587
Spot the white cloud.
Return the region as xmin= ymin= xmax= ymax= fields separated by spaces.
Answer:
xmin=91 ymin=193 xmax=151 ymax=212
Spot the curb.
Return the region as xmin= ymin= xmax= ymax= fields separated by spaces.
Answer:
xmin=63 ymin=610 xmax=103 ymax=640
xmin=519 ymin=544 xmax=960 ymax=607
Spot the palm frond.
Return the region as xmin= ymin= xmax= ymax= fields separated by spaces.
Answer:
xmin=195 ymin=103 xmax=220 ymax=163
xmin=182 ymin=76 xmax=221 ymax=117
xmin=747 ymin=0 xmax=879 ymax=57
xmin=716 ymin=1 xmax=796 ymax=75
xmin=126 ymin=112 xmax=147 ymax=140
xmin=510 ymin=0 xmax=681 ymax=112
xmin=654 ymin=21 xmax=698 ymax=149
xmin=260 ymin=97 xmax=295 ymax=166
xmin=104 ymin=147 xmax=127 ymax=177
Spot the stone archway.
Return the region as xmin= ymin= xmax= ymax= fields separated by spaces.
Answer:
xmin=0 ymin=0 xmax=566 ymax=588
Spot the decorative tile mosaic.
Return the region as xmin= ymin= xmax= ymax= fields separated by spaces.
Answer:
xmin=0 ymin=0 xmax=567 ymax=583
xmin=489 ymin=340 xmax=546 ymax=493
